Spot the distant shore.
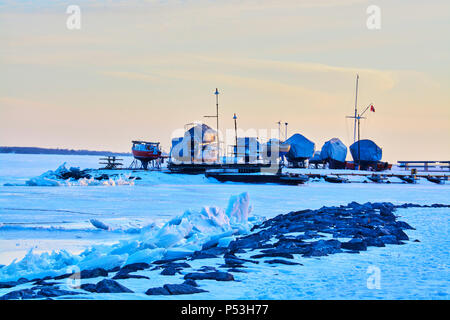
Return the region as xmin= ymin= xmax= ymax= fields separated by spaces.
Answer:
xmin=0 ymin=146 xmax=130 ymax=157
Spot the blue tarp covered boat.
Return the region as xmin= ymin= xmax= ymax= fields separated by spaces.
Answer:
xmin=349 ymin=139 xmax=382 ymax=162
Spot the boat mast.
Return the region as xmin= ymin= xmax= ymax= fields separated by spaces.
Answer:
xmin=215 ymin=88 xmax=220 ymax=162
xmin=358 ymin=113 xmax=361 ymax=169
xmin=284 ymin=122 xmax=288 ymax=142
xmin=277 ymin=121 xmax=281 ymax=140
xmin=233 ymin=113 xmax=238 ymax=158
xmin=346 ymin=74 xmax=367 ymax=170
xmin=354 ymin=74 xmax=359 ymax=143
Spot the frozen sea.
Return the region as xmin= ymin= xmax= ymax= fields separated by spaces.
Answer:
xmin=0 ymin=153 xmax=449 ymax=299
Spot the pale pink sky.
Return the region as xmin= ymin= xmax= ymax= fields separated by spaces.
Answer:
xmin=0 ymin=0 xmax=449 ymax=162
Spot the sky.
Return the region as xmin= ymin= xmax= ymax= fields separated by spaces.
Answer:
xmin=0 ymin=0 xmax=449 ymax=162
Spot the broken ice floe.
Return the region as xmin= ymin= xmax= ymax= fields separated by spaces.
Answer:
xmin=23 ymin=163 xmax=135 ymax=187
xmin=0 ymin=192 xmax=255 ymax=282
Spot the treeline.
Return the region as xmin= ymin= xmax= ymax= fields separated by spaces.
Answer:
xmin=0 ymin=146 xmax=131 ymax=156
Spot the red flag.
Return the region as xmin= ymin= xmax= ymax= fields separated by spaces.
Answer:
xmin=370 ymin=104 xmax=375 ymax=112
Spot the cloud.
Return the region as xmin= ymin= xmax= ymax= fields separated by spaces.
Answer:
xmin=192 ymin=56 xmax=397 ymax=91
xmin=102 ymin=71 xmax=160 ymax=82
xmin=0 ymin=0 xmax=368 ymax=12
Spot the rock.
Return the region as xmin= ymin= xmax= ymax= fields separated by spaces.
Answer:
xmin=198 ymin=266 xmax=217 ymax=272
xmin=202 ymin=239 xmax=220 ymax=250
xmin=153 ymin=258 xmax=186 ymax=265
xmin=183 ymin=279 xmax=199 ymax=287
xmin=356 ymin=227 xmax=378 ymax=238
xmin=163 ymin=284 xmax=207 ymax=295
xmin=304 ymin=240 xmax=341 ymax=257
xmin=393 ymin=229 xmax=409 ymax=241
xmin=112 ymin=272 xmax=149 ymax=280
xmin=53 ymin=273 xmax=72 ymax=280
xmin=0 ymin=281 xmax=18 ymax=289
xmin=161 ymin=266 xmax=179 ymax=276
xmin=223 ymin=253 xmax=259 ymax=266
xmin=380 ymin=235 xmax=399 ymax=245
xmin=184 ymin=272 xmax=234 ymax=282
xmin=32 ymin=279 xmax=59 ymax=286
xmin=200 ymin=246 xmax=229 ymax=256
xmin=37 ymin=287 xmax=82 ymax=298
xmin=17 ymin=278 xmax=29 ymax=284
xmin=128 ymin=176 xmax=142 ymax=180
xmin=145 ymin=287 xmax=171 ymax=295
xmin=1 ymin=289 xmax=37 ymax=300
xmin=80 ymin=283 xmax=97 ymax=293
xmin=413 ymin=239 xmax=420 ymax=242
xmin=365 ymin=237 xmax=385 ymax=247
xmin=264 ymin=259 xmax=302 ymax=265
xmin=80 ymin=268 xmax=108 ymax=279
xmin=94 ymin=174 xmax=110 ymax=181
xmin=228 ymin=236 xmax=262 ymax=251
xmin=251 ymin=252 xmax=294 ymax=259
xmin=341 ymin=238 xmax=367 ymax=251
xmin=112 ymin=262 xmax=151 ymax=280
xmin=191 ymin=251 xmax=218 ymax=260
xmin=395 ymin=221 xmax=415 ymax=230
xmin=227 ymin=268 xmax=247 ymax=273
xmin=120 ymin=262 xmax=150 ymax=273
xmin=161 ymin=262 xmax=191 ymax=269
xmin=94 ymin=279 xmax=134 ymax=293
xmin=0 ymin=285 xmax=81 ymax=300
xmin=54 ymin=268 xmax=108 ymax=280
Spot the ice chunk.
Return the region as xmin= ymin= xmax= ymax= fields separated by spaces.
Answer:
xmin=25 ymin=163 xmax=134 ymax=187
xmin=226 ymin=192 xmax=252 ymax=224
xmin=0 ymin=249 xmax=80 ymax=282
xmin=125 ymin=248 xmax=165 ymax=265
xmin=110 ymin=240 xmax=140 ymax=256
xmin=218 ymin=236 xmax=235 ymax=248
xmin=164 ymin=248 xmax=195 ymax=260
xmin=77 ymin=253 xmax=127 ymax=272
xmin=0 ymin=193 xmax=257 ymax=282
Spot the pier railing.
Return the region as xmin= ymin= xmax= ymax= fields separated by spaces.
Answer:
xmin=397 ymin=161 xmax=450 ymax=172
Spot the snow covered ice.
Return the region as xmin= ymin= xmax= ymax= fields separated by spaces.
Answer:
xmin=0 ymin=153 xmax=449 ymax=299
